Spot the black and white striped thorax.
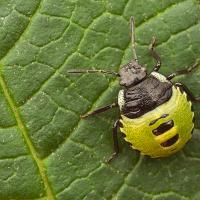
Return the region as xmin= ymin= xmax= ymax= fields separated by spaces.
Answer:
xmin=118 ymin=72 xmax=173 ymax=118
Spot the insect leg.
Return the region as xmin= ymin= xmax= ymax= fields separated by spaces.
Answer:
xmin=81 ymin=102 xmax=118 ymax=118
xmin=149 ymin=36 xmax=161 ymax=71
xmin=167 ymin=61 xmax=199 ymax=80
xmin=106 ymin=119 xmax=120 ymax=163
xmin=68 ymin=69 xmax=119 ymax=76
xmin=175 ymin=83 xmax=200 ymax=102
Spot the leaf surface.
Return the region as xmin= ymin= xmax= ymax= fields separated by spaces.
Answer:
xmin=0 ymin=0 xmax=200 ymax=199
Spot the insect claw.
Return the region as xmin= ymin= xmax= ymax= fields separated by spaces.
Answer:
xmin=104 ymin=157 xmax=112 ymax=164
xmin=104 ymin=152 xmax=118 ymax=164
xmin=189 ymin=60 xmax=199 ymax=71
xmin=149 ymin=36 xmax=156 ymax=49
xmin=194 ymin=97 xmax=200 ymax=102
xmin=80 ymin=114 xmax=87 ymax=119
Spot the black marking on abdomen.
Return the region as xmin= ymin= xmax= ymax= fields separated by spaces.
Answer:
xmin=161 ymin=134 xmax=179 ymax=147
xmin=152 ymin=120 xmax=174 ymax=136
xmin=149 ymin=114 xmax=169 ymax=126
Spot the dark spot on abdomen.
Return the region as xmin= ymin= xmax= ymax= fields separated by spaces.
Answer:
xmin=149 ymin=114 xmax=169 ymax=126
xmin=161 ymin=134 xmax=179 ymax=147
xmin=152 ymin=120 xmax=174 ymax=136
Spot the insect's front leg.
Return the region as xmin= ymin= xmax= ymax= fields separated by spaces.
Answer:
xmin=167 ymin=61 xmax=199 ymax=80
xmin=175 ymin=83 xmax=200 ymax=103
xmin=149 ymin=36 xmax=161 ymax=71
xmin=81 ymin=102 xmax=118 ymax=118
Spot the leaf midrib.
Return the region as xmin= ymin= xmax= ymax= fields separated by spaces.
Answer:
xmin=0 ymin=73 xmax=55 ymax=200
xmin=0 ymin=0 xmax=55 ymax=198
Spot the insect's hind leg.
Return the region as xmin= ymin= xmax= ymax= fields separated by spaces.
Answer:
xmin=105 ymin=119 xmax=120 ymax=163
xmin=81 ymin=102 xmax=118 ymax=118
xmin=175 ymin=83 xmax=200 ymax=103
xmin=149 ymin=36 xmax=161 ymax=71
xmin=167 ymin=61 xmax=199 ymax=80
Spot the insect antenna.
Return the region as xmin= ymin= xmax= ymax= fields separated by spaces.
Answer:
xmin=67 ymin=69 xmax=119 ymax=76
xmin=130 ymin=16 xmax=138 ymax=63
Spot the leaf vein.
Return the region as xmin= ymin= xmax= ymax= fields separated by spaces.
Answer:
xmin=0 ymin=0 xmax=42 ymax=62
xmin=137 ymin=23 xmax=200 ymax=47
xmin=19 ymin=13 xmax=109 ymax=107
xmin=57 ymin=164 xmax=103 ymax=196
xmin=133 ymin=0 xmax=189 ymax=28
xmin=0 ymin=154 xmax=28 ymax=161
xmin=0 ymin=71 xmax=55 ymax=199
xmin=43 ymin=91 xmax=80 ymax=117
xmin=110 ymin=155 xmax=144 ymax=200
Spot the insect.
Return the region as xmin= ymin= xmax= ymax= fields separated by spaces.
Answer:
xmin=68 ymin=17 xmax=200 ymax=162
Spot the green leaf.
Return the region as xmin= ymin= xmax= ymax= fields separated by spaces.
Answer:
xmin=0 ymin=0 xmax=200 ymax=199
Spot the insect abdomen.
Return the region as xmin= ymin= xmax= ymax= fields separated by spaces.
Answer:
xmin=120 ymin=86 xmax=194 ymax=158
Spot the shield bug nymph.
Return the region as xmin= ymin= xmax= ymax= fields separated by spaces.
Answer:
xmin=68 ymin=17 xmax=200 ymax=162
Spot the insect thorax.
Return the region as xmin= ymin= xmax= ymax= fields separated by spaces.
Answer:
xmin=118 ymin=72 xmax=173 ymax=119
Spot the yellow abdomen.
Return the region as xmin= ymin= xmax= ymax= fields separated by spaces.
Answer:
xmin=120 ymin=86 xmax=194 ymax=158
